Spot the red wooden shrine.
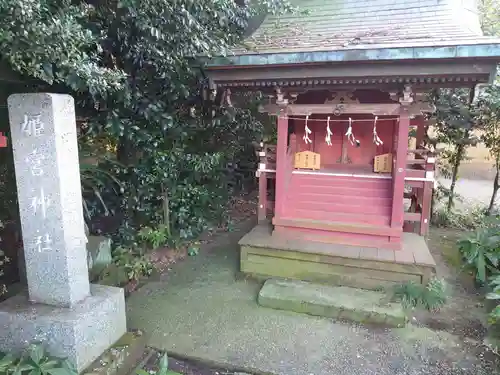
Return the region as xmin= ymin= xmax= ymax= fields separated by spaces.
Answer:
xmin=256 ymin=90 xmax=434 ymax=251
xmin=205 ymin=0 xmax=500 ymax=287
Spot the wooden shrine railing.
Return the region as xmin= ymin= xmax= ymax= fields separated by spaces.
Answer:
xmin=256 ymin=143 xmax=276 ymax=221
xmin=256 ymin=135 xmax=297 ymax=222
xmin=403 ymin=148 xmax=436 ymax=236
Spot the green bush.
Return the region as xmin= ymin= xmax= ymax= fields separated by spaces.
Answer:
xmin=112 ymin=246 xmax=153 ymax=282
xmin=486 ymin=274 xmax=500 ymax=324
xmin=393 ymin=277 xmax=448 ymax=311
xmin=432 ymin=205 xmax=489 ymax=230
xmin=457 ymin=221 xmax=500 ymax=284
xmin=0 ymin=343 xmax=77 ymax=375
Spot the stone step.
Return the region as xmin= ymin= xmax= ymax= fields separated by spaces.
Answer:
xmin=257 ymin=279 xmax=407 ymax=328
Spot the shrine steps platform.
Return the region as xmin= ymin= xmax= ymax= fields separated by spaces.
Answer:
xmin=238 ymin=223 xmax=436 ymax=290
xmin=273 ymin=217 xmax=401 ymax=249
xmin=282 ymin=173 xmax=394 ymax=246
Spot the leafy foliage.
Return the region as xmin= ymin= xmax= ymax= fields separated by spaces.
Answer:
xmin=486 ymin=273 xmax=500 ymax=324
xmin=0 ymin=0 xmax=297 ymax=286
xmin=458 ymin=219 xmax=500 ymax=283
xmin=431 ymin=204 xmax=489 ymax=230
xmin=0 ymin=343 xmax=77 ymax=375
xmin=0 ymin=0 xmax=125 ymax=95
xmin=476 ymin=84 xmax=500 ymax=214
xmin=393 ymin=277 xmax=448 ymax=311
xmin=79 ymin=143 xmax=124 ymax=222
xmin=429 ymin=89 xmax=479 ymax=211
xmin=479 ymin=0 xmax=500 ymax=36
xmin=112 ymin=245 xmax=153 ymax=282
xmin=138 ymin=225 xmax=170 ymax=250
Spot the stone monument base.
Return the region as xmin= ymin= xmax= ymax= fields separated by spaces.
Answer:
xmin=0 ymin=284 xmax=126 ymax=372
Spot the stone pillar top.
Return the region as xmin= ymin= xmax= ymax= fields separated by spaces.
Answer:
xmin=8 ymin=93 xmax=90 ymax=307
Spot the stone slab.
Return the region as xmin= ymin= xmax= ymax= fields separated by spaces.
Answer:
xmin=258 ymin=279 xmax=407 ymax=327
xmin=0 ymin=284 xmax=127 ymax=372
xmin=82 ymin=330 xmax=148 ymax=375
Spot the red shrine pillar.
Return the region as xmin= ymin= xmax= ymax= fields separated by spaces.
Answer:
xmin=274 ymin=114 xmax=289 ymax=220
xmin=391 ymin=110 xmax=410 ymax=232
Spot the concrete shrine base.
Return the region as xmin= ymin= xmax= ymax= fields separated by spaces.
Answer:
xmin=239 ymin=223 xmax=437 ymax=290
xmin=0 ymin=284 xmax=126 ymax=372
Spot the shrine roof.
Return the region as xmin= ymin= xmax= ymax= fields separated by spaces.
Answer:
xmin=207 ymin=0 xmax=500 ymax=67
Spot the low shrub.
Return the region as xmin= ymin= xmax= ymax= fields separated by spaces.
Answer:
xmin=457 ymin=220 xmax=500 ymax=284
xmin=392 ymin=277 xmax=448 ymax=311
xmin=0 ymin=343 xmax=77 ymax=375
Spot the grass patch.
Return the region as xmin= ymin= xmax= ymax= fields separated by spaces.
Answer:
xmin=429 ymin=229 xmax=463 ymax=268
xmin=392 ymin=278 xmax=448 ymax=311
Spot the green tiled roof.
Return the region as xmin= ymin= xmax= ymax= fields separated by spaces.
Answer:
xmin=236 ymin=0 xmax=498 ymax=54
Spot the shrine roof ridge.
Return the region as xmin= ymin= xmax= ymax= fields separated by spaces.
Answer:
xmin=206 ymin=41 xmax=500 ymax=68
xmin=206 ymin=0 xmax=500 ymax=68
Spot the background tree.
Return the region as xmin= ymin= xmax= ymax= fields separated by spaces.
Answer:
xmin=429 ymin=89 xmax=479 ymax=211
xmin=479 ymin=0 xmax=500 ymax=36
xmin=0 ymin=0 xmax=297 ymax=288
xmin=477 ymin=85 xmax=500 ymax=214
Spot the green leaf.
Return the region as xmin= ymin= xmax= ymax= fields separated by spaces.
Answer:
xmin=136 ymin=369 xmax=150 ymax=375
xmin=47 ymin=368 xmax=76 ymax=375
xmin=476 ymin=252 xmax=487 ymax=283
xmin=28 ymin=344 xmax=44 ymax=364
xmin=159 ymin=354 xmax=169 ymax=370
xmin=0 ymin=352 xmax=16 ymax=369
xmin=60 ymin=359 xmax=77 ymax=373
xmin=486 ymin=292 xmax=500 ymax=300
xmin=13 ymin=362 xmax=36 ymax=375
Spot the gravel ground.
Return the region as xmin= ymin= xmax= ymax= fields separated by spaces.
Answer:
xmin=128 ymin=180 xmax=500 ymax=375
xmin=127 ymin=219 xmax=500 ymax=375
xmin=438 ymin=178 xmax=496 ymax=209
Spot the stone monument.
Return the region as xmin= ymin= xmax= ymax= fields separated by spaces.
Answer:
xmin=0 ymin=93 xmax=127 ymax=371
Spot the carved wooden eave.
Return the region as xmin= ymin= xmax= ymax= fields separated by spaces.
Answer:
xmin=259 ymin=101 xmax=435 ymax=117
xmin=324 ymin=91 xmax=360 ymax=104
xmin=207 ymin=59 xmax=494 ymax=93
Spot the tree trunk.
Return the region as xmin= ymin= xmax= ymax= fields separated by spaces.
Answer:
xmin=161 ymin=183 xmax=171 ymax=237
xmin=117 ymin=135 xmax=134 ymax=165
xmin=488 ymin=160 xmax=500 ymax=215
xmin=447 ymin=143 xmax=465 ymax=212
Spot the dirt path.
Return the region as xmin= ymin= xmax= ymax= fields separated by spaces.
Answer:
xmin=410 ymin=229 xmax=489 ymax=341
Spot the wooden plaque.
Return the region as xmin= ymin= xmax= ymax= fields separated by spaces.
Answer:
xmin=294 ymin=151 xmax=321 ymax=170
xmin=374 ymin=153 xmax=392 ymax=173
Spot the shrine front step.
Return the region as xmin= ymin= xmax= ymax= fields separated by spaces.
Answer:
xmin=238 ymin=224 xmax=436 ymax=291
xmin=273 ymin=227 xmax=401 ymax=250
xmin=272 ymin=217 xmax=401 ymax=250
xmin=257 ymin=279 xmax=407 ymax=328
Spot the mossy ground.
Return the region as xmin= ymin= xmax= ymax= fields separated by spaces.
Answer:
xmin=126 ymin=220 xmax=500 ymax=375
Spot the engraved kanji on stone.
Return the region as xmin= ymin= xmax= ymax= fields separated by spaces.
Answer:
xmin=21 ymin=114 xmax=44 ymax=137
xmin=33 ymin=233 xmax=52 ymax=253
xmin=25 ymin=149 xmax=45 ymax=176
xmin=31 ymin=187 xmax=50 ymax=219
